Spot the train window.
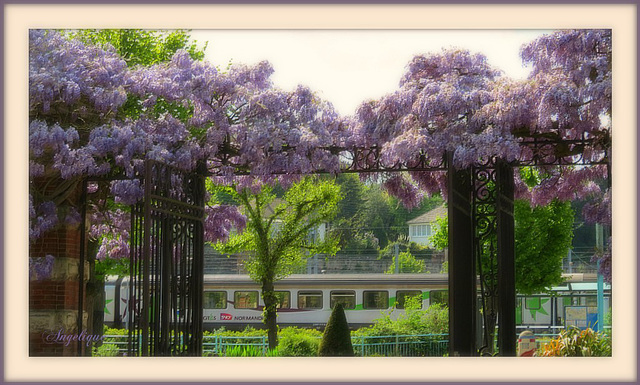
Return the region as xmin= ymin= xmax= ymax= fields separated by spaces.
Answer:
xmin=330 ymin=291 xmax=356 ymax=309
xmin=429 ymin=290 xmax=448 ymax=306
xmin=298 ymin=291 xmax=323 ymax=309
xmin=203 ymin=291 xmax=227 ymax=309
xmin=396 ymin=290 xmax=423 ymax=309
xmin=274 ymin=291 xmax=291 ymax=309
xmin=234 ymin=291 xmax=259 ymax=309
xmin=363 ymin=291 xmax=389 ymax=309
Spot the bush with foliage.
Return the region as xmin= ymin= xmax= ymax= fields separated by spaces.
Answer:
xmin=204 ymin=326 xmax=267 ymax=338
xmin=379 ymin=240 xmax=431 ymax=259
xmin=384 ymin=251 xmax=426 ymax=274
xmin=318 ymin=303 xmax=355 ymax=356
xmin=101 ymin=326 xmax=128 ymax=346
xmin=93 ymin=343 xmax=120 ymax=357
xmin=536 ymin=327 xmax=612 ymax=357
xmin=352 ymin=298 xmax=448 ymax=356
xmin=355 ymin=297 xmax=448 ymax=338
xmin=278 ymin=327 xmax=322 ymax=357
xmin=203 ymin=326 xmax=322 ymax=356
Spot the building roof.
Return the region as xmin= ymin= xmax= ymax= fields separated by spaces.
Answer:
xmin=406 ymin=204 xmax=447 ymax=225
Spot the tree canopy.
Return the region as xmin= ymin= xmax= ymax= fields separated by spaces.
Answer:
xmin=29 ymin=29 xmax=612 ymax=281
xmin=212 ymin=177 xmax=342 ymax=349
xmin=430 ymin=199 xmax=575 ymax=294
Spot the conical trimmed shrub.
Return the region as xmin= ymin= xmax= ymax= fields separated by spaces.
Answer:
xmin=318 ymin=303 xmax=354 ymax=356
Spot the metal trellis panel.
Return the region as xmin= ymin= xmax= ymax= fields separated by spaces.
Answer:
xmin=129 ymin=159 xmax=205 ymax=356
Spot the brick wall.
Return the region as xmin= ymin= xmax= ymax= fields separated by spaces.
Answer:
xmin=29 ymin=223 xmax=88 ymax=356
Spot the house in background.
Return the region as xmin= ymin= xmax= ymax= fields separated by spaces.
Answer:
xmin=406 ymin=204 xmax=447 ymax=247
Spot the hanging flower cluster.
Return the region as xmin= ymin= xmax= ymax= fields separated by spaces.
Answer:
xmin=28 ymin=29 xmax=346 ymax=270
xmin=29 ymin=29 xmax=612 ymax=281
xmin=347 ymin=33 xmax=610 ymax=217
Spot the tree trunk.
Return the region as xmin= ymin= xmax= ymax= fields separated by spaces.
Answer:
xmin=261 ymin=280 xmax=278 ymax=350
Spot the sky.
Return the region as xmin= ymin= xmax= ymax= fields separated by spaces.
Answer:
xmin=191 ymin=30 xmax=552 ymax=116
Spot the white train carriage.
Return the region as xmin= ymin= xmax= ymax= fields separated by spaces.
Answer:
xmin=200 ymin=273 xmax=448 ymax=329
xmin=104 ymin=272 xmax=611 ymax=332
xmin=103 ymin=273 xmax=448 ymax=330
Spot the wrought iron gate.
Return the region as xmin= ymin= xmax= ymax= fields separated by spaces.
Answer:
xmin=447 ymin=154 xmax=516 ymax=357
xmin=128 ymin=159 xmax=205 ymax=356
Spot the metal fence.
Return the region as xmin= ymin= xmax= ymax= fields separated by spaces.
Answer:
xmin=97 ymin=334 xmax=270 ymax=357
xmin=96 ymin=331 xmax=597 ymax=357
xmin=351 ymin=334 xmax=449 ymax=357
xmin=202 ymin=335 xmax=269 ymax=356
xmin=97 ymin=333 xmax=448 ymax=357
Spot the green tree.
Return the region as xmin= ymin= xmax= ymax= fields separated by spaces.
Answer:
xmin=66 ymin=29 xmax=207 ymax=66
xmin=335 ymin=174 xmax=366 ymax=222
xmin=384 ymin=251 xmax=426 ymax=274
xmin=331 ymin=174 xmax=376 ymax=253
xmin=430 ymin=198 xmax=574 ymax=353
xmin=513 ymin=199 xmax=574 ymax=294
xmin=430 ymin=215 xmax=449 ymax=252
xmin=359 ymin=184 xmax=395 ymax=248
xmin=213 ymin=177 xmax=343 ymax=349
xmin=330 ymin=175 xmax=444 ymax=253
xmin=318 ymin=303 xmax=355 ymax=357
xmin=430 ymin=199 xmax=574 ymax=294
xmin=359 ymin=184 xmax=443 ymax=249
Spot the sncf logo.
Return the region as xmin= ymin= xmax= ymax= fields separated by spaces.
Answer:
xmin=220 ymin=313 xmax=233 ymax=321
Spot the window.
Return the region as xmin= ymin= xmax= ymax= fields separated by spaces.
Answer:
xmin=396 ymin=290 xmax=423 ymax=309
xmin=203 ymin=291 xmax=227 ymax=309
xmin=330 ymin=291 xmax=356 ymax=309
xmin=298 ymin=291 xmax=323 ymax=309
xmin=429 ymin=290 xmax=449 ymax=306
xmin=274 ymin=291 xmax=291 ymax=309
xmin=411 ymin=224 xmax=432 ymax=237
xmin=234 ymin=291 xmax=259 ymax=309
xmin=363 ymin=291 xmax=389 ymax=309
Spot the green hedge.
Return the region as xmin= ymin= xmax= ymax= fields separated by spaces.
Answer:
xmin=277 ymin=327 xmax=322 ymax=357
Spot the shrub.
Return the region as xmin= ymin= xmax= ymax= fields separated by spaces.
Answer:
xmin=93 ymin=343 xmax=119 ymax=357
xmin=318 ymin=303 xmax=354 ymax=357
xmin=278 ymin=327 xmax=321 ymax=357
xmin=103 ymin=326 xmax=128 ymax=335
xmin=352 ymin=300 xmax=449 ymax=357
xmin=384 ymin=251 xmax=426 ymax=274
xmin=210 ymin=326 xmax=267 ymax=338
xmin=536 ymin=327 xmax=612 ymax=357
xmin=354 ymin=300 xmax=449 ymax=338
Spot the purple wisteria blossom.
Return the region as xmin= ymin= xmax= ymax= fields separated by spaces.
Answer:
xmin=204 ymin=205 xmax=247 ymax=244
xmin=29 ymin=200 xmax=58 ymax=241
xmin=29 ymin=254 xmax=55 ymax=281
xmin=30 ymin=30 xmax=346 ymax=263
xmin=346 ymin=32 xmax=610 ymax=222
xmin=591 ymin=236 xmax=612 ymax=284
xmin=29 ymin=29 xmax=612 ymax=279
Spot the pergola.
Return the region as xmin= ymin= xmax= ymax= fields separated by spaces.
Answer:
xmin=118 ymin=130 xmax=609 ymax=357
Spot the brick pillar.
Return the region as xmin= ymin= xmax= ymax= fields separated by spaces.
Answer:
xmin=29 ymin=180 xmax=88 ymax=356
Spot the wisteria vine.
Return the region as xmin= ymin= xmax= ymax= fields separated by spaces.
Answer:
xmin=29 ymin=29 xmax=612 ymax=281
